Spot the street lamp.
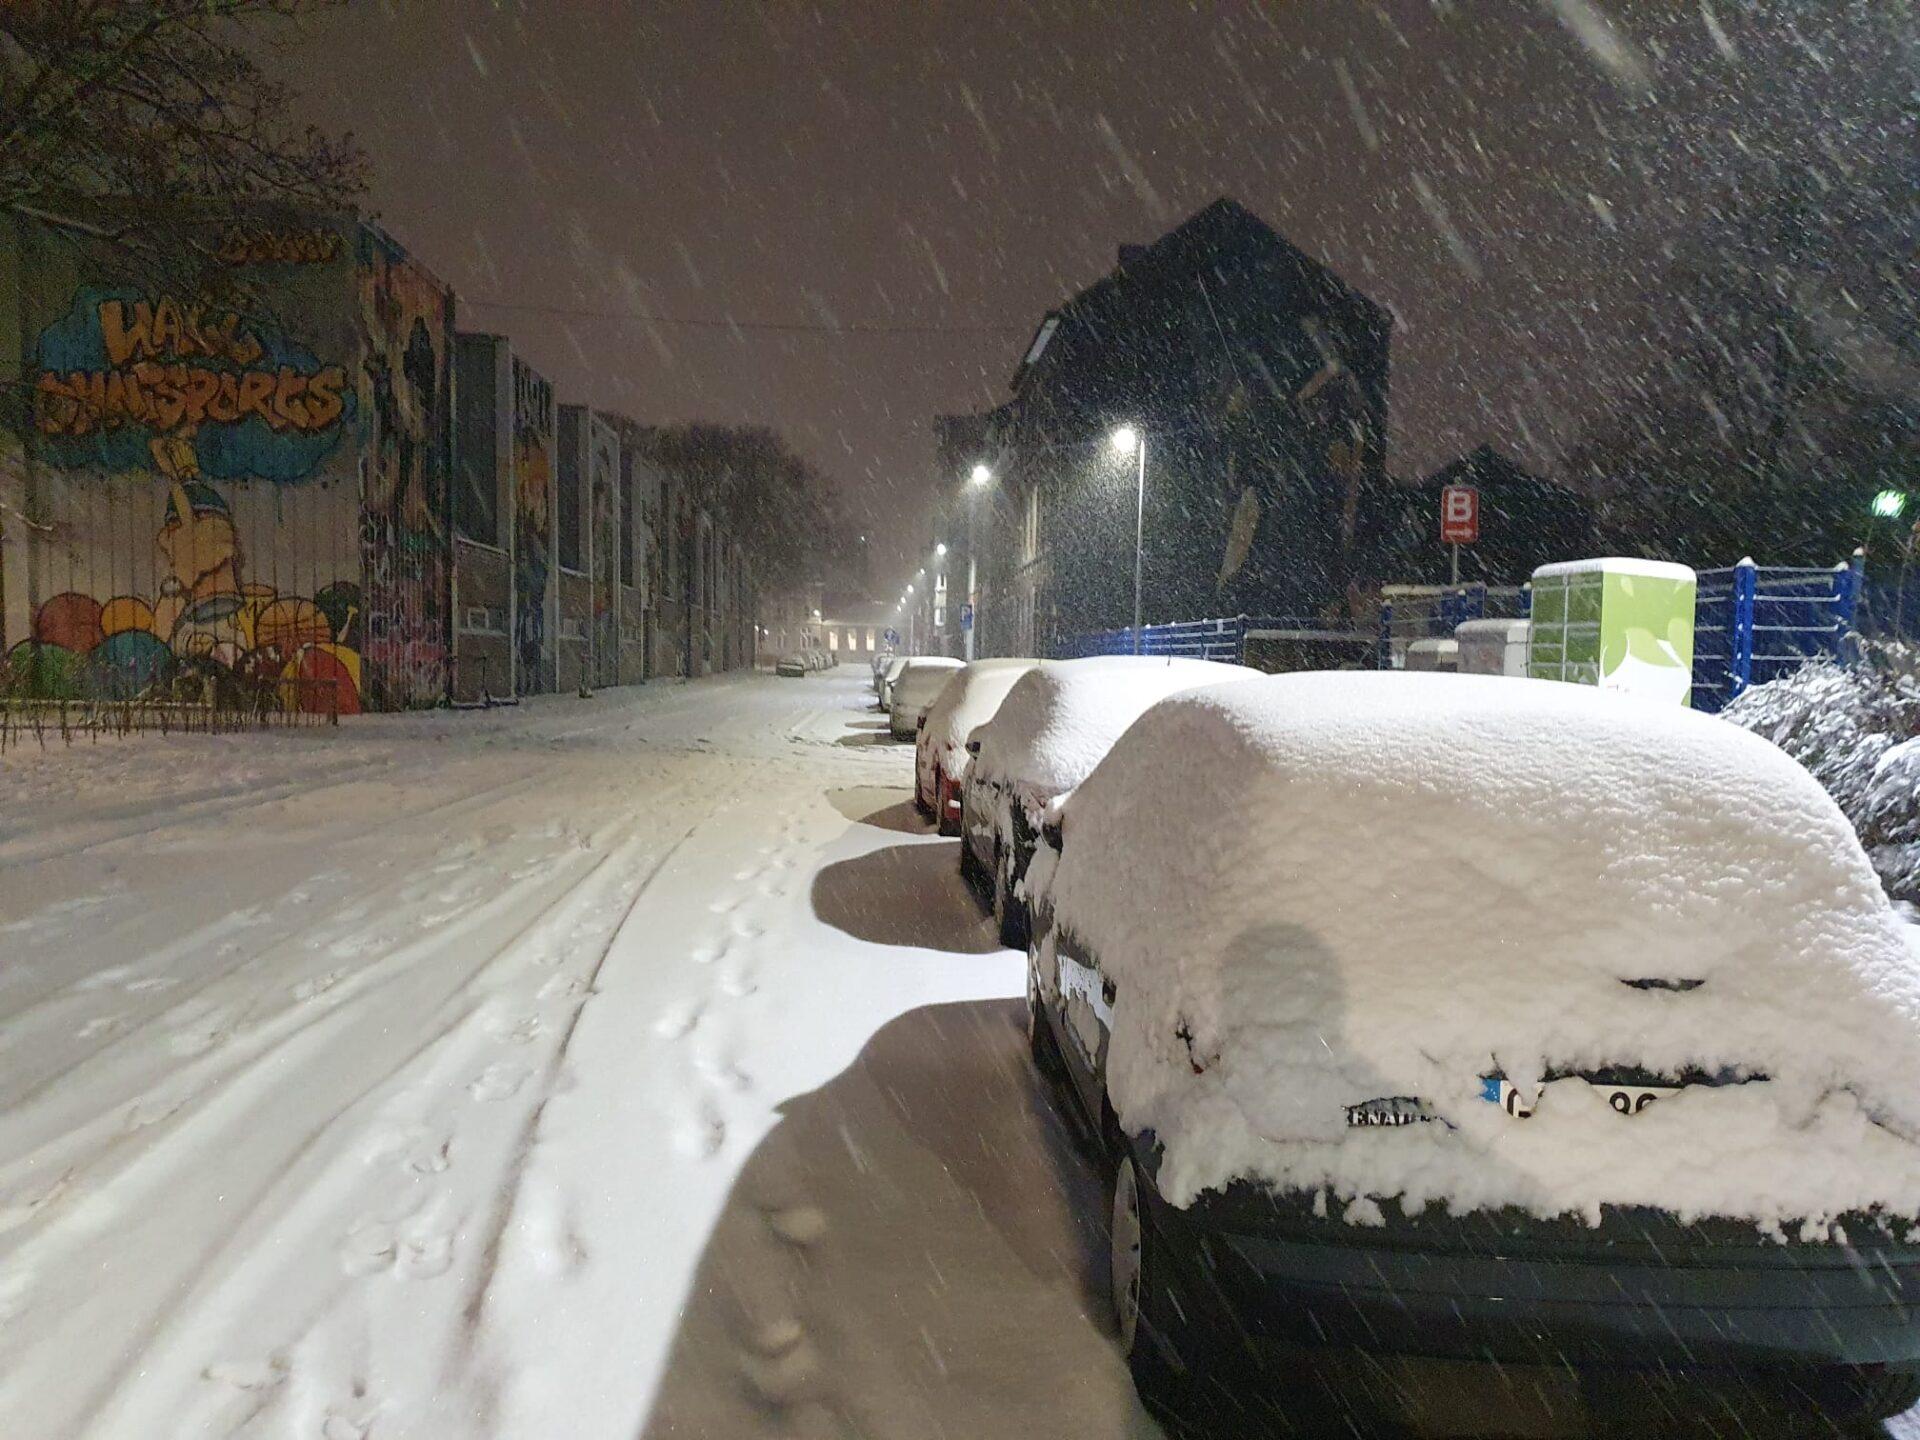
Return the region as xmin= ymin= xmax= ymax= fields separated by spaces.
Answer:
xmin=935 ymin=542 xmax=947 ymax=557
xmin=970 ymin=463 xmax=992 ymax=487
xmin=1874 ymin=490 xmax=1907 ymax=520
xmin=1111 ymin=424 xmax=1147 ymax=653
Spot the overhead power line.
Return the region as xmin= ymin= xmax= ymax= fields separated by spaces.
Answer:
xmin=461 ymin=294 xmax=1030 ymax=338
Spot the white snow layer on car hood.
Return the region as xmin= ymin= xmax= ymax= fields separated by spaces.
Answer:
xmin=921 ymin=660 xmax=1039 ymax=782
xmin=1036 ymin=671 xmax=1920 ymax=1230
xmin=972 ymin=656 xmax=1258 ymax=802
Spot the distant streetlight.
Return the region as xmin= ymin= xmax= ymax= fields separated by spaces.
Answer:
xmin=1874 ymin=490 xmax=1907 ymax=519
xmin=906 ymin=583 xmax=914 ymax=594
xmin=1111 ymin=424 xmax=1147 ymax=653
xmin=935 ymin=542 xmax=948 ymax=557
xmin=970 ymin=463 xmax=992 ymax=486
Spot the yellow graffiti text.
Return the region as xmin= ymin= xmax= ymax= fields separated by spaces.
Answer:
xmin=34 ymin=362 xmax=347 ymax=437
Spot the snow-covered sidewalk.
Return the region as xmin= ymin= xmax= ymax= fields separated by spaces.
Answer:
xmin=0 ymin=670 xmax=1155 ymax=1439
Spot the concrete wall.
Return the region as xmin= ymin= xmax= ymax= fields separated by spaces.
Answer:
xmin=452 ymin=537 xmax=512 ymax=701
xmin=0 ymin=208 xmax=455 ymax=714
xmin=556 ymin=570 xmax=590 ymax=693
xmin=619 ymin=584 xmax=647 ymax=685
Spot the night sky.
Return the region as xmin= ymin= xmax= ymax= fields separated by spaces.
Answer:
xmin=287 ymin=1 xmax=1911 ymax=591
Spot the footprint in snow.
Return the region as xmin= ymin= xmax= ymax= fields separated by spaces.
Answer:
xmin=338 ymin=1222 xmax=396 ymax=1277
xmin=726 ymin=916 xmax=764 ymax=942
xmin=293 ymin=970 xmax=346 ymax=1002
xmin=203 ymin=1357 xmax=286 ymax=1392
xmin=169 ymin=1013 xmax=234 ymax=1058
xmin=77 ymin=1014 xmax=122 ymax=1040
xmin=468 ymin=1062 xmax=529 ymax=1103
xmin=394 ymin=1229 xmax=453 ymax=1279
xmin=536 ymin=973 xmax=589 ymax=1002
xmin=673 ymin=1100 xmax=726 ymax=1159
xmin=490 ymin=1014 xmax=544 ymax=1046
xmin=321 ymin=1410 xmax=372 ymax=1440
xmin=654 ymin=998 xmax=702 ymax=1041
xmin=124 ymin=976 xmax=178 ymax=994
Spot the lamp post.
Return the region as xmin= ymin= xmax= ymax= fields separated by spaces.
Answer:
xmin=967 ymin=463 xmax=991 ymax=660
xmin=1111 ymin=425 xmax=1146 ymax=653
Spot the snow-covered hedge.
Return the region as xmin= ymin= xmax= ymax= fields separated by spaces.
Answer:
xmin=1720 ymin=653 xmax=1920 ymax=901
xmin=1035 ymin=671 xmax=1920 ymax=1230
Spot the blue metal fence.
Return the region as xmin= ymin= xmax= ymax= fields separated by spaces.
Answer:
xmin=1692 ymin=559 xmax=1861 ymax=713
xmin=1051 ymin=558 xmax=1866 ymax=707
xmin=1050 ymin=616 xmax=1259 ymax=662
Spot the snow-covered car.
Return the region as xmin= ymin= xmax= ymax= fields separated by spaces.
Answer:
xmin=913 ymin=658 xmax=1039 ymax=832
xmin=774 ymin=653 xmax=807 ymax=678
xmin=1023 ymin=670 xmax=1920 ymax=1431
xmin=876 ymin=653 xmax=912 ymax=710
xmin=962 ymin=656 xmax=1257 ymax=946
xmin=886 ymin=656 xmax=963 ymax=740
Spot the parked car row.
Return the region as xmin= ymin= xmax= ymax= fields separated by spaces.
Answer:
xmin=864 ymin=653 xmax=1920 ymax=1435
xmin=775 ymin=644 xmax=835 ymax=677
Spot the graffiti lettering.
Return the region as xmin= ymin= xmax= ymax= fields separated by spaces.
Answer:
xmin=100 ymin=297 xmax=264 ymax=367
xmin=35 ymin=361 xmax=347 ymax=437
xmin=216 ymin=227 xmax=345 ymax=267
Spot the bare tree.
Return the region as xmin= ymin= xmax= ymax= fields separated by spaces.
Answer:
xmin=0 ymin=0 xmax=365 ymax=263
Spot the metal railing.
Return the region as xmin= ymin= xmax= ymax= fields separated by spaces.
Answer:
xmin=1693 ymin=558 xmax=1861 ymax=713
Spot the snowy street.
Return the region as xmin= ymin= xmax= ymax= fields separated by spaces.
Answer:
xmin=0 ymin=669 xmax=1157 ymax=1439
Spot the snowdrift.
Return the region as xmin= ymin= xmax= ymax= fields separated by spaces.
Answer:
xmin=1037 ymin=671 xmax=1920 ymax=1230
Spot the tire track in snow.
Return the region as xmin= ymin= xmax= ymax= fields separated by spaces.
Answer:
xmin=9 ymin=763 xmax=722 ymax=1439
xmin=450 ymin=757 xmax=769 ymax=1361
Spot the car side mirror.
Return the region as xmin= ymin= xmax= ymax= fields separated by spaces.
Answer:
xmin=965 ymin=738 xmax=981 ymax=755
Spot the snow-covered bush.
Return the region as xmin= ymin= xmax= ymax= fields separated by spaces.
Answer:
xmin=1720 ymin=652 xmax=1920 ymax=900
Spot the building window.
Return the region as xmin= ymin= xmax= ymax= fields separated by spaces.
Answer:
xmin=828 ymin=629 xmax=839 ymax=652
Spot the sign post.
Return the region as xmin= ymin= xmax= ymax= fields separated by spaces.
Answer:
xmin=1440 ymin=485 xmax=1479 ymax=585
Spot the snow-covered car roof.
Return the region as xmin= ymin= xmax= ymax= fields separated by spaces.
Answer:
xmin=971 ymin=656 xmax=1258 ymax=801
xmin=919 ymin=658 xmax=1041 ymax=780
xmin=889 ymin=657 xmax=964 ymax=712
xmin=1035 ymin=670 xmax=1920 ymax=1228
xmin=882 ymin=654 xmax=915 ymax=683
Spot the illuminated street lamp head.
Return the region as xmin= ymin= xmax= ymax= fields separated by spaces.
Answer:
xmin=906 ymin=583 xmax=914 ymax=595
xmin=1111 ymin=424 xmax=1140 ymax=456
xmin=969 ymin=463 xmax=992 ymax=486
xmin=935 ymin=542 xmax=947 ymax=557
xmin=1873 ymin=490 xmax=1907 ymax=519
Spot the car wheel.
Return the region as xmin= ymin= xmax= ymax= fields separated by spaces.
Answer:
xmin=993 ymin=858 xmax=1027 ymax=950
xmin=959 ymin=835 xmax=983 ymax=885
xmin=1027 ymin=967 xmax=1065 ymax=1079
xmin=1112 ymin=1155 xmax=1193 ymax=1405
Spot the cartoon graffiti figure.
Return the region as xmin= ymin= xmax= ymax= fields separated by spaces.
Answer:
xmin=149 ymin=433 xmax=247 ymax=657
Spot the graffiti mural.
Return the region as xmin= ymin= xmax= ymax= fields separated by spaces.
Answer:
xmin=588 ymin=413 xmax=619 ymax=689
xmin=355 ymin=229 xmax=452 ymax=709
xmin=511 ymin=357 xmax=555 ymax=695
xmin=8 ymin=267 xmax=366 ymax=714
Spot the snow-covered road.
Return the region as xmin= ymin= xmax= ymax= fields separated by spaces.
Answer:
xmin=0 ymin=669 xmax=1156 ymax=1439
xmin=5 ymin=670 xmax=1914 ymax=1440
